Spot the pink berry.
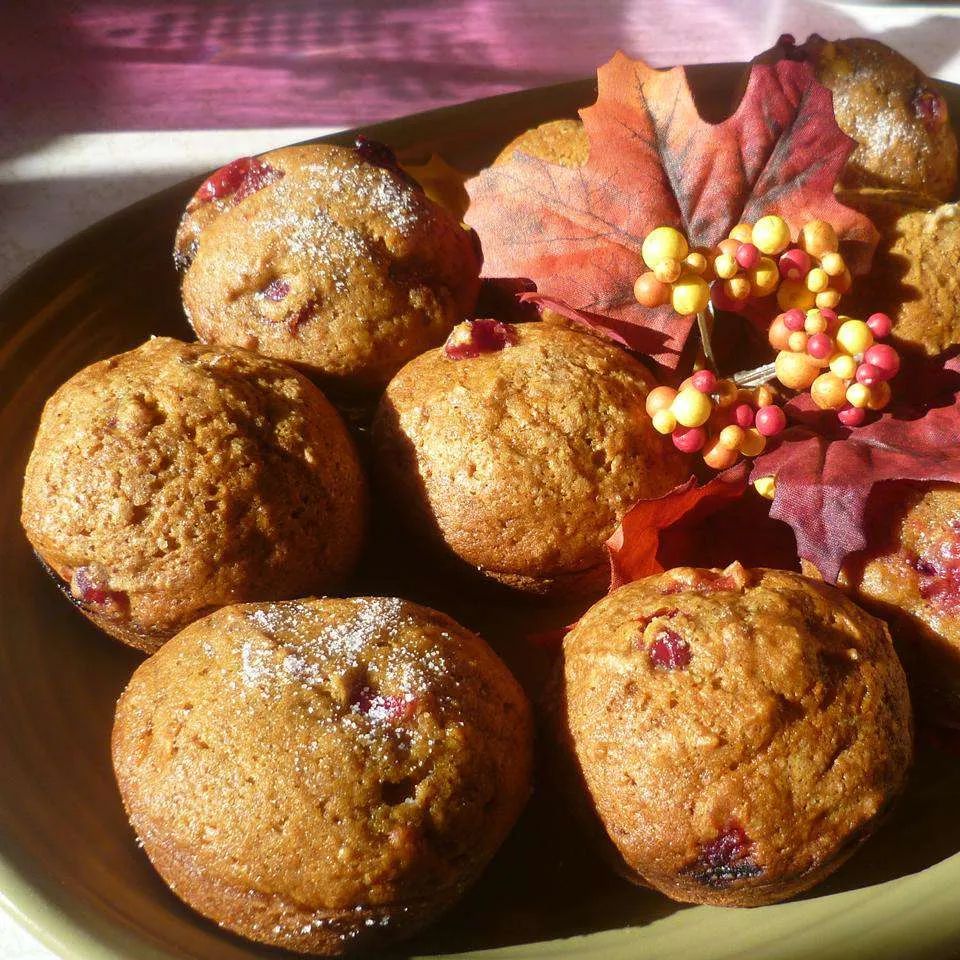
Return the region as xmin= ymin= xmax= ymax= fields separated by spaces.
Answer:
xmin=672 ymin=426 xmax=706 ymax=453
xmin=838 ymin=404 xmax=867 ymax=427
xmin=735 ymin=243 xmax=760 ymax=270
xmin=855 ymin=362 xmax=883 ymax=386
xmin=755 ymin=405 xmax=787 ymax=437
xmin=444 ymin=319 xmax=518 ymax=359
xmin=864 ymin=344 xmax=900 ymax=379
xmin=778 ymin=249 xmax=810 ymax=282
xmin=782 ymin=308 xmax=805 ymax=332
xmin=734 ymin=404 xmax=755 ymax=428
xmin=691 ymin=370 xmax=717 ymax=394
xmin=648 ymin=628 xmax=692 ymax=670
xmin=806 ymin=333 xmax=833 ymax=360
xmin=867 ymin=312 xmax=892 ymax=338
xmin=818 ymin=307 xmax=839 ymax=329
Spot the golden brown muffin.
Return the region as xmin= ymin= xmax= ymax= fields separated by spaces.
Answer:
xmin=838 ymin=189 xmax=960 ymax=361
xmin=493 ymin=119 xmax=589 ymax=168
xmin=176 ymin=143 xmax=482 ymax=395
xmin=756 ymin=35 xmax=958 ymax=200
xmin=112 ymin=597 xmax=533 ymax=955
xmin=372 ymin=320 xmax=688 ymax=595
xmin=21 ymin=338 xmax=366 ymax=653
xmin=828 ymin=483 xmax=960 ymax=727
xmin=551 ymin=564 xmax=912 ymax=907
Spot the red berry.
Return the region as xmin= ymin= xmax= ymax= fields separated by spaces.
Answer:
xmin=838 ymin=403 xmax=866 ymax=427
xmin=806 ymin=333 xmax=833 ymax=360
xmin=856 ymin=362 xmax=883 ymax=386
xmin=648 ymin=628 xmax=691 ymax=670
xmin=672 ymin=426 xmax=706 ymax=453
xmin=734 ymin=404 xmax=755 ymax=428
xmin=867 ymin=312 xmax=892 ymax=338
xmin=782 ymin=308 xmax=805 ymax=332
xmin=864 ymin=344 xmax=900 ymax=379
xmin=444 ymin=319 xmax=518 ymax=359
xmin=778 ymin=249 xmax=810 ymax=282
xmin=735 ymin=243 xmax=760 ymax=270
xmin=690 ymin=370 xmax=717 ymax=393
xmin=818 ymin=307 xmax=839 ymax=330
xmin=755 ymin=405 xmax=786 ymax=437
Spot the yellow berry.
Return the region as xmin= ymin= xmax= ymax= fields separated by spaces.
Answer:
xmin=799 ymin=220 xmax=838 ymax=257
xmin=642 ymin=227 xmax=688 ymax=270
xmin=805 ymin=267 xmax=829 ymax=293
xmin=846 ymin=382 xmax=872 ymax=409
xmin=775 ymin=350 xmax=820 ymax=390
xmin=811 ymin=372 xmax=847 ymax=410
xmin=634 ymin=272 xmax=671 ymax=307
xmin=725 ymin=276 xmax=751 ymax=301
xmin=749 ymin=256 xmax=779 ymax=297
xmin=868 ymin=381 xmax=892 ymax=410
xmin=729 ymin=222 xmax=754 ymax=244
xmin=645 ymin=385 xmax=677 ymax=416
xmin=671 ymin=275 xmax=710 ymax=315
xmin=752 ymin=215 xmax=791 ymax=256
xmin=654 ymin=257 xmax=682 ymax=284
xmin=829 ymin=353 xmax=858 ymax=380
xmin=804 ymin=310 xmax=828 ymax=334
xmin=756 ymin=385 xmax=777 ymax=408
xmin=777 ymin=278 xmax=817 ymax=312
xmin=718 ymin=238 xmax=740 ymax=257
xmin=672 ymin=387 xmax=713 ymax=428
xmin=715 ymin=379 xmax=739 ymax=408
xmin=718 ymin=424 xmax=746 ymax=450
xmin=684 ymin=251 xmax=708 ymax=275
xmin=740 ymin=428 xmax=766 ymax=457
xmin=787 ymin=331 xmax=808 ymax=352
xmin=815 ymin=289 xmax=842 ymax=310
xmin=714 ymin=252 xmax=739 ymax=280
xmin=754 ymin=476 xmax=777 ymax=499
xmin=820 ymin=252 xmax=845 ymax=276
xmin=652 ymin=409 xmax=678 ymax=434
xmin=836 ymin=319 xmax=874 ymax=355
xmin=703 ymin=438 xmax=740 ymax=470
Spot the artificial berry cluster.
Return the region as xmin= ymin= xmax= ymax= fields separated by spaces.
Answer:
xmin=644 ymin=370 xmax=787 ymax=469
xmin=633 ymin=227 xmax=712 ymax=316
xmin=769 ymin=308 xmax=899 ymax=424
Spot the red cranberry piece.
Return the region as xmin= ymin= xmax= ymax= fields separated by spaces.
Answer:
xmin=234 ymin=158 xmax=284 ymax=202
xmin=687 ymin=822 xmax=761 ymax=887
xmin=648 ymin=628 xmax=691 ymax=670
xmin=352 ymin=685 xmax=416 ymax=723
xmin=194 ymin=156 xmax=283 ymax=205
xmin=261 ymin=279 xmax=290 ymax=301
xmin=913 ymin=88 xmax=946 ymax=132
xmin=914 ymin=528 xmax=960 ymax=610
xmin=353 ymin=135 xmax=421 ymax=191
xmin=284 ymin=298 xmax=316 ymax=335
xmin=71 ymin=567 xmax=129 ymax=612
xmin=444 ymin=319 xmax=518 ymax=359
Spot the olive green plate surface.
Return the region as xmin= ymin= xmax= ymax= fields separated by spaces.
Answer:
xmin=3 ymin=64 xmax=960 ymax=960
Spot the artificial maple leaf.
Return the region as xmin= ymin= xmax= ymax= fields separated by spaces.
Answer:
xmin=749 ymin=357 xmax=960 ymax=584
xmin=401 ymin=154 xmax=470 ymax=221
xmin=606 ymin=464 xmax=749 ymax=591
xmin=465 ymin=52 xmax=878 ymax=369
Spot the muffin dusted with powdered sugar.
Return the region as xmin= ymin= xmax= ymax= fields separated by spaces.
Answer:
xmin=176 ymin=143 xmax=482 ymax=395
xmin=111 ymin=596 xmax=533 ymax=955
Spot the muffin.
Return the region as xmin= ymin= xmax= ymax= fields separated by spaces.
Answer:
xmin=551 ymin=564 xmax=912 ymax=907
xmin=176 ymin=143 xmax=482 ymax=395
xmin=112 ymin=597 xmax=533 ymax=955
xmin=756 ymin=35 xmax=958 ymax=200
xmin=837 ymin=189 xmax=960 ymax=361
xmin=829 ymin=483 xmax=960 ymax=727
xmin=372 ymin=320 xmax=689 ymax=595
xmin=493 ymin=119 xmax=589 ymax=168
xmin=21 ymin=338 xmax=366 ymax=652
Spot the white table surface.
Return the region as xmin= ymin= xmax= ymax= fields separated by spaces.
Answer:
xmin=2 ymin=2 xmax=959 ymax=957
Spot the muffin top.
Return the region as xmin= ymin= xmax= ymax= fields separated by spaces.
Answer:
xmin=177 ymin=144 xmax=481 ymax=394
xmin=373 ymin=322 xmax=688 ymax=589
xmin=21 ymin=338 xmax=365 ymax=651
xmin=112 ymin=598 xmax=533 ymax=920
xmin=557 ymin=564 xmax=912 ymax=904
xmin=839 ymin=190 xmax=960 ymax=360
xmin=493 ymin=119 xmax=589 ymax=168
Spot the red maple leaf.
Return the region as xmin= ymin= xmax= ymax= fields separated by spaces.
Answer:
xmin=465 ymin=52 xmax=878 ymax=369
xmin=606 ymin=464 xmax=749 ymax=591
xmin=749 ymin=357 xmax=960 ymax=584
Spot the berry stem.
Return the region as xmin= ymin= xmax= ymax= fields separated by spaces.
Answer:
xmin=732 ymin=362 xmax=778 ymax=388
xmin=696 ymin=305 xmax=717 ymax=371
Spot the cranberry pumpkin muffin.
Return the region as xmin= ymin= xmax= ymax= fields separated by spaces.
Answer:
xmin=494 ymin=119 xmax=589 ymax=168
xmin=551 ymin=564 xmax=912 ymax=907
xmin=21 ymin=338 xmax=366 ymax=652
xmin=757 ymin=35 xmax=957 ymax=200
xmin=838 ymin=189 xmax=960 ymax=361
xmin=112 ymin=597 xmax=533 ymax=955
xmin=372 ymin=320 xmax=688 ymax=595
xmin=176 ymin=143 xmax=482 ymax=395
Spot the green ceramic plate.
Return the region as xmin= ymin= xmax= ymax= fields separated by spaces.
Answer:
xmin=3 ymin=64 xmax=960 ymax=960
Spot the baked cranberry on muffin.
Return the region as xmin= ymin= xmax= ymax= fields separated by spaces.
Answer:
xmin=551 ymin=564 xmax=912 ymax=906
xmin=372 ymin=320 xmax=688 ymax=595
xmin=493 ymin=119 xmax=589 ymax=168
xmin=112 ymin=597 xmax=533 ymax=955
xmin=21 ymin=338 xmax=366 ymax=652
xmin=176 ymin=143 xmax=482 ymax=395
